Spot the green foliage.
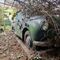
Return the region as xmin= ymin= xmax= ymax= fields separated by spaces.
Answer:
xmin=0 ymin=7 xmax=16 ymax=31
xmin=12 ymin=13 xmax=16 ymax=20
xmin=0 ymin=7 xmax=4 ymax=26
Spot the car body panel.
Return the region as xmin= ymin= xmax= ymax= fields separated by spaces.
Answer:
xmin=14 ymin=11 xmax=47 ymax=41
xmin=12 ymin=11 xmax=57 ymax=47
xmin=25 ymin=18 xmax=46 ymax=41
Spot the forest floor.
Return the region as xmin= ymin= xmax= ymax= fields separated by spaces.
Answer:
xmin=0 ymin=31 xmax=27 ymax=60
xmin=0 ymin=31 xmax=60 ymax=60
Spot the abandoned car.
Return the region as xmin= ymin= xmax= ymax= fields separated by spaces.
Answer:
xmin=12 ymin=11 xmax=60 ymax=48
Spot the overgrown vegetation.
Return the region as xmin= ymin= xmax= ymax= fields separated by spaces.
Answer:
xmin=0 ymin=7 xmax=4 ymax=26
xmin=0 ymin=6 xmax=16 ymax=31
xmin=14 ymin=0 xmax=60 ymax=17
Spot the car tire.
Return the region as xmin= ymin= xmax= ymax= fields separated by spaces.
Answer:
xmin=24 ymin=31 xmax=33 ymax=49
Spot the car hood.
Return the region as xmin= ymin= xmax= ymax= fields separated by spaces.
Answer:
xmin=27 ymin=17 xmax=46 ymax=28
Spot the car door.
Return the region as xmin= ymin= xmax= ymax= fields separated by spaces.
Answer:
xmin=15 ymin=12 xmax=24 ymax=38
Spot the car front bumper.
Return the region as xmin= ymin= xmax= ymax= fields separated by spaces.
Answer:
xmin=33 ymin=41 xmax=52 ymax=47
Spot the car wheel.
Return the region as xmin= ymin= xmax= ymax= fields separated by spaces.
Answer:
xmin=24 ymin=31 xmax=33 ymax=49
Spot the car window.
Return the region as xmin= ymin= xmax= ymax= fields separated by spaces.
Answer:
xmin=16 ymin=12 xmax=24 ymax=21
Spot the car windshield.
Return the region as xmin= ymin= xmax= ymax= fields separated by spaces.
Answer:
xmin=30 ymin=16 xmax=45 ymax=20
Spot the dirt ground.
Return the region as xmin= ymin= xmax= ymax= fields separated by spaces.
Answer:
xmin=0 ymin=31 xmax=60 ymax=60
xmin=0 ymin=31 xmax=27 ymax=60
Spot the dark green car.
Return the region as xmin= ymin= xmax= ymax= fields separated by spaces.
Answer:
xmin=12 ymin=11 xmax=60 ymax=48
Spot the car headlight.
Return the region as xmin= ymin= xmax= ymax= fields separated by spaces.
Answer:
xmin=42 ymin=21 xmax=48 ymax=31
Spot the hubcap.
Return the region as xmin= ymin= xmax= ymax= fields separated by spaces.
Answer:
xmin=25 ymin=36 xmax=31 ymax=48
